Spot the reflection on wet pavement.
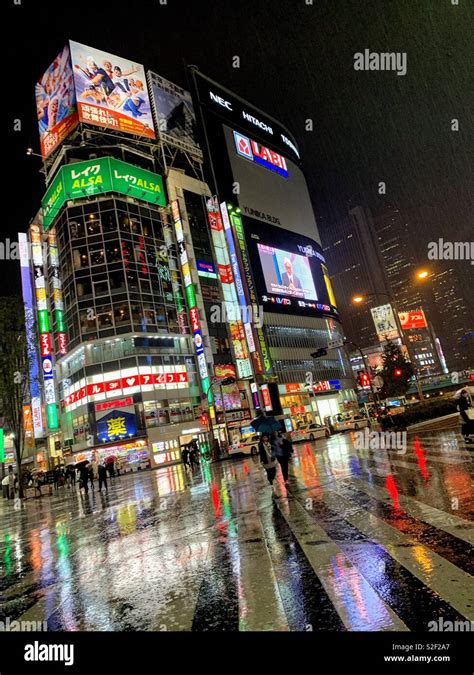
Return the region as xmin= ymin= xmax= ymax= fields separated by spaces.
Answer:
xmin=1 ymin=429 xmax=472 ymax=631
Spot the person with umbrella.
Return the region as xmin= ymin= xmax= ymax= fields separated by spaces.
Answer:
xmin=258 ymin=433 xmax=278 ymax=492
xmin=76 ymin=461 xmax=90 ymax=495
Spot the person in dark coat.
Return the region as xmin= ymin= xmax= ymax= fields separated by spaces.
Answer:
xmin=181 ymin=446 xmax=190 ymax=470
xmin=78 ymin=465 xmax=89 ymax=494
xmin=189 ymin=441 xmax=200 ymax=470
xmin=273 ymin=431 xmax=293 ymax=485
xmin=258 ymin=433 xmax=278 ymax=490
xmin=98 ymin=463 xmax=108 ymax=492
xmin=458 ymin=389 xmax=474 ymax=444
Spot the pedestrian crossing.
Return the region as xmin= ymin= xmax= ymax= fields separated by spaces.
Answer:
xmin=0 ymin=432 xmax=472 ymax=631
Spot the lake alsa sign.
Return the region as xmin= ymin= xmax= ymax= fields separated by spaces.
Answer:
xmin=42 ymin=157 xmax=166 ymax=228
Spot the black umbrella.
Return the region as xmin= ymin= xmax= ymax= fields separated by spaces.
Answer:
xmin=74 ymin=460 xmax=90 ymax=469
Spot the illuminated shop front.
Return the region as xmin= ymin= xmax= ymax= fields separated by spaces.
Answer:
xmin=278 ymin=381 xmax=353 ymax=428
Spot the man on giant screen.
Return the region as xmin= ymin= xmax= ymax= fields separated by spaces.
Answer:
xmin=281 ymin=258 xmax=303 ymax=292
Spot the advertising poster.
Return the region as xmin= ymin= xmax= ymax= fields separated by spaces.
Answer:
xmin=36 ymin=44 xmax=79 ymax=158
xmin=398 ymin=309 xmax=428 ymax=330
xmin=371 ymin=304 xmax=400 ymax=342
xmin=69 ymin=41 xmax=155 ymax=139
xmin=149 ymin=71 xmax=198 ymax=150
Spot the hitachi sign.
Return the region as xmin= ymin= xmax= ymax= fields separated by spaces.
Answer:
xmin=210 ymin=91 xmax=233 ymax=110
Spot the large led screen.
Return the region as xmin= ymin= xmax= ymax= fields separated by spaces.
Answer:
xmin=36 ymin=45 xmax=79 ymax=158
xmin=244 ymin=218 xmax=338 ymax=320
xmin=257 ymin=244 xmax=318 ymax=301
xmin=69 ymin=41 xmax=155 ymax=139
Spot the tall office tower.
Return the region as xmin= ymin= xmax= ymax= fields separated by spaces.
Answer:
xmin=321 ymin=206 xmax=392 ymax=347
xmin=373 ymin=205 xmax=425 ymax=310
xmin=431 ymin=264 xmax=474 ymax=371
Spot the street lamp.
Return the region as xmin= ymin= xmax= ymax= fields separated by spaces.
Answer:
xmin=415 ymin=269 xmax=430 ymax=281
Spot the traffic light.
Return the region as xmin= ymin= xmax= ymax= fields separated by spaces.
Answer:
xmin=200 ymin=413 xmax=209 ymax=427
xmin=311 ymin=348 xmax=328 ymax=358
xmin=393 ymin=368 xmax=403 ymax=377
xmin=357 ymin=371 xmax=371 ymax=387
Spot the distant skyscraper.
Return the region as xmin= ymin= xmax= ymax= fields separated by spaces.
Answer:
xmin=430 ymin=264 xmax=474 ymax=371
xmin=374 ymin=206 xmax=424 ymax=310
xmin=322 ymin=206 xmax=392 ymax=346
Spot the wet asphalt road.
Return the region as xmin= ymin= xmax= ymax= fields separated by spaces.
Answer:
xmin=1 ymin=429 xmax=473 ymax=631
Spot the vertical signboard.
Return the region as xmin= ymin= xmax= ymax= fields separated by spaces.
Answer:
xmin=171 ymin=200 xmax=212 ymax=404
xmin=29 ymin=224 xmax=58 ymax=430
xmin=206 ymin=198 xmax=253 ymax=379
xmin=230 ymin=211 xmax=273 ymax=375
xmin=48 ymin=228 xmax=68 ymax=356
xmin=19 ymin=232 xmax=44 ymax=439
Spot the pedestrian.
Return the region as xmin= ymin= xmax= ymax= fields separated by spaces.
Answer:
xmin=116 ymin=459 xmax=122 ymax=477
xmin=274 ymin=430 xmax=293 ymax=486
xmin=258 ymin=433 xmax=278 ymax=491
xmin=88 ymin=464 xmax=95 ymax=491
xmin=78 ymin=464 xmax=89 ymax=495
xmin=457 ymin=389 xmax=474 ymax=445
xmin=98 ymin=463 xmax=108 ymax=493
xmin=7 ymin=466 xmax=16 ymax=500
xmin=181 ymin=446 xmax=190 ymax=470
xmin=53 ymin=466 xmax=60 ymax=491
xmin=107 ymin=460 xmax=116 ymax=478
xmin=33 ymin=473 xmax=42 ymax=498
xmin=189 ymin=441 xmax=199 ymax=470
xmin=67 ymin=465 xmax=76 ymax=487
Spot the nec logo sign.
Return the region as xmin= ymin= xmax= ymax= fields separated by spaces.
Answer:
xmin=210 ymin=91 xmax=233 ymax=110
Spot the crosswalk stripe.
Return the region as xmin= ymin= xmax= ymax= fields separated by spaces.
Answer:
xmin=343 ymin=476 xmax=474 ymax=546
xmin=274 ymin=494 xmax=408 ymax=631
xmin=317 ymin=487 xmax=474 ymax=620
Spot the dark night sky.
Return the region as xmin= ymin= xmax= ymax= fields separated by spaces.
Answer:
xmin=5 ymin=0 xmax=473 ymax=294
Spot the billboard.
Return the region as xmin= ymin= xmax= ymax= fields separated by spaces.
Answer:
xmin=42 ymin=156 xmax=166 ymax=228
xmin=243 ymin=218 xmax=338 ymax=320
xmin=36 ymin=45 xmax=79 ymax=158
xmin=371 ymin=304 xmax=400 ymax=342
xmin=398 ymin=310 xmax=428 ymax=330
xmin=148 ymin=71 xmax=198 ymax=151
xmin=69 ymin=41 xmax=155 ymax=139
xmin=257 ymin=244 xmax=318 ymax=302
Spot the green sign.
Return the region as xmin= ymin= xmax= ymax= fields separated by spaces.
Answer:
xmin=185 ymin=284 xmax=196 ymax=310
xmin=38 ymin=310 xmax=50 ymax=334
xmin=46 ymin=403 xmax=58 ymax=430
xmin=0 ymin=429 xmax=4 ymax=463
xmin=55 ymin=310 xmax=65 ymax=332
xmin=42 ymin=157 xmax=167 ymax=228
